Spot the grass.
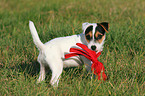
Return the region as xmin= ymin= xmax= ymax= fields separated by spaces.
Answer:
xmin=0 ymin=0 xmax=145 ymax=95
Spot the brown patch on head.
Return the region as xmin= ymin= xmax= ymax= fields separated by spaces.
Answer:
xmin=85 ymin=31 xmax=92 ymax=43
xmin=98 ymin=35 xmax=105 ymax=43
xmin=95 ymin=31 xmax=105 ymax=43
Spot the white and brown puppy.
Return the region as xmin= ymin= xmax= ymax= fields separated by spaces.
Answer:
xmin=29 ymin=21 xmax=109 ymax=87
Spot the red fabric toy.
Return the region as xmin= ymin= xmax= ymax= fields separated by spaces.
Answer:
xmin=65 ymin=43 xmax=107 ymax=81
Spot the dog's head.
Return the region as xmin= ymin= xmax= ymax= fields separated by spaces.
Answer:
xmin=82 ymin=22 xmax=109 ymax=52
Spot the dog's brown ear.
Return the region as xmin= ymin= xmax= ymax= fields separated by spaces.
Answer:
xmin=99 ymin=22 xmax=109 ymax=33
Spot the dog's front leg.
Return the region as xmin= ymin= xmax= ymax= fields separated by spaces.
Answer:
xmin=80 ymin=56 xmax=96 ymax=79
xmin=85 ymin=63 xmax=96 ymax=79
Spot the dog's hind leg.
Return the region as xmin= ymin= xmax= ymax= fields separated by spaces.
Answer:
xmin=46 ymin=59 xmax=63 ymax=87
xmin=37 ymin=61 xmax=46 ymax=83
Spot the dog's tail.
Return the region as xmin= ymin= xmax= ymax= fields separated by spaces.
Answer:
xmin=29 ymin=21 xmax=45 ymax=50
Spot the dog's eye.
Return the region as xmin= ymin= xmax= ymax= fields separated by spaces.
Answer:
xmin=86 ymin=35 xmax=92 ymax=40
xmin=95 ymin=35 xmax=103 ymax=40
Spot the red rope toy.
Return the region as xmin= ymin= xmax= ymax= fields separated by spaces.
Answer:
xmin=65 ymin=43 xmax=107 ymax=81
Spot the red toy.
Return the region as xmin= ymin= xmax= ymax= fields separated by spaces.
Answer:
xmin=65 ymin=43 xmax=107 ymax=81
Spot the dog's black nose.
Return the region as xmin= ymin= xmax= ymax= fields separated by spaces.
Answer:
xmin=91 ymin=45 xmax=96 ymax=50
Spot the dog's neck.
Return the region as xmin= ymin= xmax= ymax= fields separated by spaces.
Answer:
xmin=79 ymin=33 xmax=88 ymax=45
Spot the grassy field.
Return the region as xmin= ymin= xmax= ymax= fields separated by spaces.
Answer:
xmin=0 ymin=0 xmax=145 ymax=95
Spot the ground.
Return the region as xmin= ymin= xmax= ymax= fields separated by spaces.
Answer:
xmin=0 ymin=0 xmax=145 ymax=95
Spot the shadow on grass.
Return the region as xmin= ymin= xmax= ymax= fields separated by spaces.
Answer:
xmin=13 ymin=60 xmax=51 ymax=85
xmin=17 ymin=60 xmax=40 ymax=77
xmin=16 ymin=60 xmax=110 ymax=81
xmin=13 ymin=60 xmax=86 ymax=84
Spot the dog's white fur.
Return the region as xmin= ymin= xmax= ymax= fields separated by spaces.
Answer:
xmin=29 ymin=21 xmax=105 ymax=87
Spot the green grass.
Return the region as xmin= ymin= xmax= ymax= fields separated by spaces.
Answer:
xmin=0 ymin=0 xmax=145 ymax=95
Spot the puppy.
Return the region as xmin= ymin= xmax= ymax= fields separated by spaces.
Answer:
xmin=29 ymin=21 xmax=109 ymax=87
